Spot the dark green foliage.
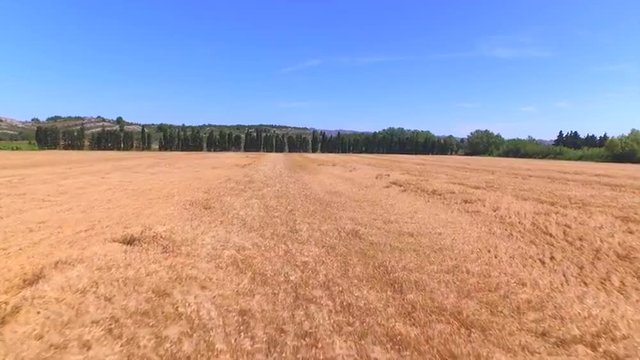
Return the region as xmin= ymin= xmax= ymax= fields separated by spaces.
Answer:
xmin=553 ymin=130 xmax=608 ymax=149
xmin=140 ymin=126 xmax=147 ymax=150
xmin=204 ymin=129 xmax=233 ymax=152
xmin=494 ymin=130 xmax=639 ymax=163
xmin=499 ymin=138 xmax=607 ymax=161
xmin=283 ymin=134 xmax=311 ymax=153
xmin=61 ymin=126 xmax=85 ymax=150
xmin=239 ymin=128 xmax=272 ymax=152
xmin=46 ymin=115 xmax=86 ymax=122
xmin=320 ymin=132 xmax=327 ymax=152
xmin=206 ymin=130 xmax=215 ymax=151
xmin=35 ymin=126 xmax=60 ymax=149
xmin=232 ymin=134 xmax=243 ymax=151
xmin=115 ymin=116 xmax=126 ymax=133
xmin=465 ymin=130 xmax=504 ymax=156
xmin=311 ymin=130 xmax=320 ymax=153
xmin=218 ymin=130 xmax=229 ymax=151
xmin=275 ymin=134 xmax=286 ymax=152
xmin=123 ymin=131 xmax=135 ymax=150
xmin=30 ymin=119 xmax=640 ymax=164
xmin=263 ymin=133 xmax=275 ymax=152
xmin=605 ymin=129 xmax=640 ymax=163
xmin=89 ymin=127 xmax=123 ymax=150
xmin=187 ymin=127 xmax=204 ymax=151
xmin=243 ymin=129 xmax=257 ymax=152
xmin=317 ymin=128 xmax=459 ymax=155
xmin=500 ymin=138 xmax=549 ymax=158
xmin=157 ymin=125 xmax=203 ymax=151
xmin=598 ymin=133 xmax=609 ymax=147
xmin=227 ymin=132 xmax=234 ymax=151
xmin=553 ymin=131 xmax=564 ymax=146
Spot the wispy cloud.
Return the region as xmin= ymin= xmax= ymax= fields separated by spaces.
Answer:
xmin=280 ymin=56 xmax=408 ymax=73
xmin=603 ymin=86 xmax=640 ymax=98
xmin=520 ymin=105 xmax=537 ymax=112
xmin=480 ymin=35 xmax=552 ymax=59
xmin=481 ymin=46 xmax=551 ymax=59
xmin=346 ymin=56 xmax=410 ymax=64
xmin=592 ymin=63 xmax=637 ymax=73
xmin=276 ymin=101 xmax=313 ymax=109
xmin=454 ymin=102 xmax=481 ymax=108
xmin=554 ymin=101 xmax=571 ymax=108
xmin=433 ymin=36 xmax=552 ymax=59
xmin=280 ymin=59 xmax=324 ymax=73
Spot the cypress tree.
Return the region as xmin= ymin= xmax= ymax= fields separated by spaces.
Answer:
xmin=218 ymin=130 xmax=227 ymax=151
xmin=206 ymin=130 xmax=215 ymax=151
xmin=233 ymin=134 xmax=242 ymax=151
xmin=227 ymin=132 xmax=234 ymax=151
xmin=311 ymin=130 xmax=319 ymax=153
xmin=140 ymin=126 xmax=147 ymax=150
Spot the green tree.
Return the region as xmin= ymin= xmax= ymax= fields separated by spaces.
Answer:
xmin=77 ymin=124 xmax=85 ymax=150
xmin=465 ymin=130 xmax=504 ymax=156
xmin=553 ymin=130 xmax=565 ymax=147
xmin=116 ymin=116 xmax=125 ymax=132
xmin=311 ymin=130 xmax=319 ymax=153
xmin=206 ymin=130 xmax=215 ymax=151
xmin=605 ymin=129 xmax=640 ymax=163
xmin=598 ymin=133 xmax=609 ymax=147
xmin=232 ymin=134 xmax=243 ymax=151
xmin=140 ymin=126 xmax=147 ymax=150
xmin=218 ymin=130 xmax=228 ymax=151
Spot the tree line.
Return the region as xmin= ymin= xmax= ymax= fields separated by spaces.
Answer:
xmin=36 ymin=125 xmax=463 ymax=154
xmin=33 ymin=123 xmax=640 ymax=163
xmin=317 ymin=129 xmax=462 ymax=155
xmin=553 ymin=130 xmax=609 ymax=149
xmin=36 ymin=124 xmax=151 ymax=151
xmin=469 ymin=129 xmax=639 ymax=163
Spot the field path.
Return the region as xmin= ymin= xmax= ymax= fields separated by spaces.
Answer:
xmin=1 ymin=152 xmax=639 ymax=358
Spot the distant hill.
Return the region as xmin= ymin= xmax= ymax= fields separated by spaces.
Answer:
xmin=314 ymin=129 xmax=365 ymax=136
xmin=1 ymin=115 xmax=144 ymax=140
xmin=0 ymin=115 xmax=364 ymax=141
xmin=1 ymin=114 xmax=555 ymax=143
xmin=0 ymin=116 xmax=36 ymax=140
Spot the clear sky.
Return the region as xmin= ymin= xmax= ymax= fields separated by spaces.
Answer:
xmin=1 ymin=1 xmax=638 ymax=138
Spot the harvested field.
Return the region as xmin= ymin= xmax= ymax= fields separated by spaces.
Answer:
xmin=1 ymin=152 xmax=639 ymax=358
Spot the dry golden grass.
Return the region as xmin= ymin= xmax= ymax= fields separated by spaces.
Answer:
xmin=1 ymin=152 xmax=639 ymax=359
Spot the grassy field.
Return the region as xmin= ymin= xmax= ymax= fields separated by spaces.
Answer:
xmin=1 ymin=152 xmax=638 ymax=358
xmin=0 ymin=140 xmax=38 ymax=151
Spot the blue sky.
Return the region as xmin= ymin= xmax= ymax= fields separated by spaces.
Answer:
xmin=0 ymin=1 xmax=638 ymax=138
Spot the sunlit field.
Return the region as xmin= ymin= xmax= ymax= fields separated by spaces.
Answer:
xmin=1 ymin=152 xmax=638 ymax=358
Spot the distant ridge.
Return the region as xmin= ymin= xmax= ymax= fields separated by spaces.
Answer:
xmin=1 ymin=114 xmax=554 ymax=143
xmin=0 ymin=115 xmax=369 ymax=141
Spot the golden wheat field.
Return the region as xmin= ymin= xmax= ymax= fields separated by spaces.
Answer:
xmin=1 ymin=152 xmax=639 ymax=359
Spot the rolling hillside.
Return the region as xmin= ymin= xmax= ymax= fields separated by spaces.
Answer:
xmin=0 ymin=115 xmax=319 ymax=141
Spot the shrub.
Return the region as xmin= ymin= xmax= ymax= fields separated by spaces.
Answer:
xmin=497 ymin=139 xmax=610 ymax=162
xmin=465 ymin=130 xmax=505 ymax=156
xmin=605 ymin=129 xmax=640 ymax=163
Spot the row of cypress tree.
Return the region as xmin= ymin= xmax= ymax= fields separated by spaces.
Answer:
xmin=35 ymin=125 xmax=464 ymax=154
xmin=36 ymin=125 xmax=151 ymax=151
xmin=553 ymin=130 xmax=609 ymax=149
xmin=34 ymin=126 xmax=61 ymax=149
xmin=32 ymin=123 xmax=640 ymax=163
